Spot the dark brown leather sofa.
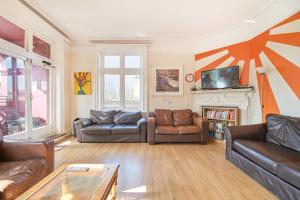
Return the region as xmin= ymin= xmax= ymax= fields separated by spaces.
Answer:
xmin=74 ymin=110 xmax=147 ymax=143
xmin=148 ymin=109 xmax=209 ymax=144
xmin=0 ymin=135 xmax=54 ymax=200
xmin=225 ymin=114 xmax=300 ymax=200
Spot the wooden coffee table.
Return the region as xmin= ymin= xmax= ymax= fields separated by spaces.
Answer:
xmin=17 ymin=164 xmax=119 ymax=200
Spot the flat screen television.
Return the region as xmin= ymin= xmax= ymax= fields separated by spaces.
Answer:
xmin=201 ymin=66 xmax=239 ymax=89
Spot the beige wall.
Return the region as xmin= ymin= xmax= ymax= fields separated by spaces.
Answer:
xmin=69 ymin=39 xmax=195 ymax=120
xmin=147 ymin=39 xmax=195 ymax=111
xmin=70 ymin=45 xmax=97 ymax=120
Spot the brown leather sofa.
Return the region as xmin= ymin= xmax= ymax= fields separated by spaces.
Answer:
xmin=148 ymin=109 xmax=209 ymax=144
xmin=225 ymin=114 xmax=300 ymax=200
xmin=74 ymin=110 xmax=147 ymax=143
xmin=0 ymin=135 xmax=54 ymax=200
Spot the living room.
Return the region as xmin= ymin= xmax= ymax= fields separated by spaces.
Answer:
xmin=0 ymin=0 xmax=299 ymax=199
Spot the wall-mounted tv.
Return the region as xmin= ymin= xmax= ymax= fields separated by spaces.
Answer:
xmin=201 ymin=66 xmax=239 ymax=89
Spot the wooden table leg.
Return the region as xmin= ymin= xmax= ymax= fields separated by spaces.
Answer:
xmin=111 ymin=178 xmax=117 ymax=200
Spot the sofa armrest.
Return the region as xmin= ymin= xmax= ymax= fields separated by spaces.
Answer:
xmin=193 ymin=116 xmax=209 ymax=143
xmin=226 ymin=123 xmax=267 ymax=142
xmin=73 ymin=118 xmax=94 ymax=139
xmin=147 ymin=117 xmax=156 ymax=144
xmin=74 ymin=118 xmax=94 ymax=128
xmin=0 ymin=139 xmax=54 ymax=174
xmin=225 ymin=123 xmax=266 ymax=160
xmin=137 ymin=117 xmax=147 ymax=128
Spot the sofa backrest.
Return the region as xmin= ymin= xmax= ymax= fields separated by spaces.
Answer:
xmin=90 ymin=110 xmax=116 ymax=124
xmin=266 ymin=114 xmax=300 ymax=152
xmin=90 ymin=110 xmax=143 ymax=125
xmin=154 ymin=109 xmax=193 ymax=126
xmin=113 ymin=111 xmax=142 ymax=124
xmin=154 ymin=109 xmax=173 ymax=126
xmin=173 ymin=109 xmax=193 ymax=126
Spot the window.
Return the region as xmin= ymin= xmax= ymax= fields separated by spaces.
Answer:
xmin=99 ymin=49 xmax=147 ymax=111
xmin=33 ymin=36 xmax=51 ymax=59
xmin=31 ymin=64 xmax=50 ymax=129
xmin=0 ymin=17 xmax=25 ymax=48
xmin=0 ymin=53 xmax=26 ymax=135
xmin=0 ymin=16 xmax=54 ymax=139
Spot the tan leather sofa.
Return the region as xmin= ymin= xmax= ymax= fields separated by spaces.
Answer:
xmin=148 ymin=109 xmax=209 ymax=144
xmin=0 ymin=133 xmax=54 ymax=200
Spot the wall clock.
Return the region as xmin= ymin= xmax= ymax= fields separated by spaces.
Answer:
xmin=185 ymin=73 xmax=194 ymax=82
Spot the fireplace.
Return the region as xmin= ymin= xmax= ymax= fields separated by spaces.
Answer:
xmin=191 ymin=88 xmax=254 ymax=125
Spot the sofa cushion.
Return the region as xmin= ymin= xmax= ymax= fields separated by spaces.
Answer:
xmin=0 ymin=159 xmax=47 ymax=200
xmin=156 ymin=126 xmax=178 ymax=134
xmin=233 ymin=140 xmax=300 ymax=174
xmin=90 ymin=110 xmax=116 ymax=124
xmin=81 ymin=124 xmax=114 ymax=135
xmin=111 ymin=124 xmax=140 ymax=134
xmin=173 ymin=109 xmax=193 ymax=126
xmin=177 ymin=125 xmax=201 ymax=134
xmin=266 ymin=114 xmax=300 ymax=152
xmin=155 ymin=109 xmax=173 ymax=126
xmin=277 ymin=161 xmax=300 ymax=189
xmin=113 ymin=111 xmax=142 ymax=124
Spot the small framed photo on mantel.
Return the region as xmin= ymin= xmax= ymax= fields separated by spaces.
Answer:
xmin=152 ymin=66 xmax=183 ymax=96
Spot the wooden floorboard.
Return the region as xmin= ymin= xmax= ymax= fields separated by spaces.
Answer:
xmin=55 ymin=139 xmax=277 ymax=200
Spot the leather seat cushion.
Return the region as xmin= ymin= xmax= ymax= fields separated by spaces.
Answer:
xmin=173 ymin=109 xmax=193 ymax=126
xmin=154 ymin=109 xmax=173 ymax=126
xmin=156 ymin=126 xmax=178 ymax=135
xmin=81 ymin=124 xmax=114 ymax=135
xmin=111 ymin=124 xmax=140 ymax=134
xmin=277 ymin=161 xmax=300 ymax=189
xmin=233 ymin=140 xmax=300 ymax=174
xmin=0 ymin=159 xmax=47 ymax=200
xmin=177 ymin=125 xmax=201 ymax=134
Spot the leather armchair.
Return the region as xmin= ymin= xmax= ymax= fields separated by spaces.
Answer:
xmin=0 ymin=138 xmax=54 ymax=199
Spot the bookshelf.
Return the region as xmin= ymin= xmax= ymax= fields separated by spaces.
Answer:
xmin=202 ymin=106 xmax=239 ymax=141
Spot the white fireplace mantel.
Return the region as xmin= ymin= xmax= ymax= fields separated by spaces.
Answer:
xmin=191 ymin=88 xmax=254 ymax=125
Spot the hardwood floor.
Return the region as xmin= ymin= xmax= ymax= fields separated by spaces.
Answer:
xmin=55 ymin=139 xmax=277 ymax=200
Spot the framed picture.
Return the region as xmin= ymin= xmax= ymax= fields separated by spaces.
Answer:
xmin=152 ymin=66 xmax=183 ymax=96
xmin=74 ymin=72 xmax=91 ymax=95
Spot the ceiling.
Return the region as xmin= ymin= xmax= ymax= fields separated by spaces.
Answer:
xmin=25 ymin=0 xmax=274 ymax=41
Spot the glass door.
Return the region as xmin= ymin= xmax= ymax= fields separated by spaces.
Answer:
xmin=0 ymin=52 xmax=27 ymax=136
xmin=0 ymin=52 xmax=53 ymax=139
xmin=29 ymin=62 xmax=53 ymax=138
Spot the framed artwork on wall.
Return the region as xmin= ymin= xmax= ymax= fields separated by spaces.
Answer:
xmin=74 ymin=72 xmax=91 ymax=95
xmin=152 ymin=66 xmax=183 ymax=96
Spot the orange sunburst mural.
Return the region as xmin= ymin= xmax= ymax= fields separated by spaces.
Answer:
xmin=194 ymin=11 xmax=300 ymax=121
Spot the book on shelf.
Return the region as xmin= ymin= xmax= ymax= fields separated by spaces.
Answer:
xmin=205 ymin=109 xmax=236 ymax=121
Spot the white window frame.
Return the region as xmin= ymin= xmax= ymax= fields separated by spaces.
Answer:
xmin=97 ymin=45 xmax=147 ymax=111
xmin=0 ymin=15 xmax=55 ymax=139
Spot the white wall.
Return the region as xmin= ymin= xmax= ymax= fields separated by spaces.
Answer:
xmin=69 ymin=39 xmax=196 ymax=119
xmin=194 ymin=0 xmax=300 ymax=53
xmin=70 ymin=45 xmax=97 ymax=119
xmin=148 ymin=39 xmax=195 ymax=111
xmin=193 ymin=0 xmax=300 ymax=124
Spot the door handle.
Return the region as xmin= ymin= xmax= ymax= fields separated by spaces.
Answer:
xmin=30 ymin=93 xmax=33 ymax=100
